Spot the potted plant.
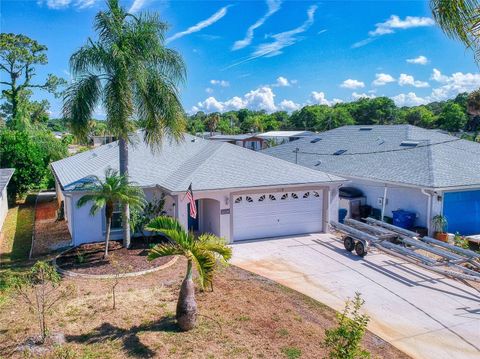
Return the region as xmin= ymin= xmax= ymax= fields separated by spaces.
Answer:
xmin=432 ymin=215 xmax=448 ymax=242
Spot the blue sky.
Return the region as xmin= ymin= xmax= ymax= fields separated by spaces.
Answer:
xmin=2 ymin=0 xmax=480 ymax=117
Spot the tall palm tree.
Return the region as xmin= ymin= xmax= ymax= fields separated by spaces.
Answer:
xmin=146 ymin=217 xmax=232 ymax=331
xmin=77 ymin=168 xmax=146 ymax=258
xmin=63 ymin=0 xmax=186 ymax=248
xmin=430 ymin=0 xmax=480 ymax=60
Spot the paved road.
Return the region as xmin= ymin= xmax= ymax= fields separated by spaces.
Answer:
xmin=231 ymin=233 xmax=480 ymax=359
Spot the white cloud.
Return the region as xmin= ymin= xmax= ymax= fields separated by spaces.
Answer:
xmin=252 ymin=5 xmax=317 ymax=58
xmin=38 ymin=0 xmax=96 ymax=9
xmin=205 ymin=87 xmax=214 ymax=94
xmin=194 ymin=86 xmax=277 ymax=113
xmin=166 ymin=6 xmax=229 ymax=44
xmin=406 ymin=55 xmax=428 ymax=65
xmin=398 ymin=73 xmax=429 ymax=88
xmin=392 ymin=92 xmax=427 ymax=107
xmin=129 ymin=0 xmax=148 ymax=13
xmin=232 ymin=0 xmax=282 ymax=50
xmin=372 ymin=73 xmax=395 ymax=86
xmin=341 ymin=79 xmax=365 ymax=89
xmin=429 ymin=69 xmax=480 ymax=101
xmin=275 ymin=76 xmax=290 ymax=87
xmin=352 ymin=92 xmax=376 ymax=100
xmin=353 ymin=15 xmax=434 ymax=48
xmin=210 ymin=79 xmax=230 ymax=87
xmin=226 ymin=5 xmax=316 ymax=69
xmin=278 ymin=99 xmax=300 ymax=112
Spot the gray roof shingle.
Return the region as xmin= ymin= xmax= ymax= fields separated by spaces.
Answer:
xmin=51 ymin=133 xmax=343 ymax=192
xmin=263 ymin=125 xmax=480 ymax=189
xmin=0 ymin=169 xmax=14 ymax=194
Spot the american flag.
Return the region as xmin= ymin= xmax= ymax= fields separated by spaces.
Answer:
xmin=186 ymin=183 xmax=197 ymax=219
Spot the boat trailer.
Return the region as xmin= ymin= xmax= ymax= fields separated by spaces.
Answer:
xmin=330 ymin=217 xmax=480 ymax=282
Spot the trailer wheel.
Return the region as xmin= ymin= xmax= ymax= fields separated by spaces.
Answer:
xmin=344 ymin=236 xmax=355 ymax=252
xmin=355 ymin=241 xmax=367 ymax=257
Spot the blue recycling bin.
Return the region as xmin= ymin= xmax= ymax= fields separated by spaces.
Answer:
xmin=392 ymin=210 xmax=416 ymax=229
xmin=339 ymin=208 xmax=348 ymax=224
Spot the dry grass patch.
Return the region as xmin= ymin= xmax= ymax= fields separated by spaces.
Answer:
xmin=0 ymin=258 xmax=410 ymax=358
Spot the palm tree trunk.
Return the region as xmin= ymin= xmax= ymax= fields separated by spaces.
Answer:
xmin=105 ymin=215 xmax=112 ymax=258
xmin=118 ymin=136 xmax=131 ymax=248
xmin=176 ymin=259 xmax=197 ymax=331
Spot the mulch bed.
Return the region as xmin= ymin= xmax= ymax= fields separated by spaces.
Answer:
xmin=56 ymin=237 xmax=172 ymax=275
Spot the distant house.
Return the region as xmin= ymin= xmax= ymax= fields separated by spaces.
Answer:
xmin=209 ymin=134 xmax=265 ymax=151
xmin=89 ymin=135 xmax=117 ymax=147
xmin=51 ymin=133 xmax=344 ymax=246
xmin=258 ymin=130 xmax=315 ymax=145
xmin=0 ymin=169 xmax=14 ymax=234
xmin=264 ymin=125 xmax=480 ymax=236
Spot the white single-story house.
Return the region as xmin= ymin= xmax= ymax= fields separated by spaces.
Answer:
xmin=51 ymin=133 xmax=344 ymax=246
xmin=0 ymin=168 xmax=14 ymax=234
xmin=264 ymin=125 xmax=480 ymax=236
xmin=258 ymin=130 xmax=315 ymax=145
xmin=209 ymin=134 xmax=265 ymax=151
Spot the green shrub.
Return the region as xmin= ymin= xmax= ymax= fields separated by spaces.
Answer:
xmin=281 ymin=346 xmax=302 ymax=359
xmin=323 ymin=292 xmax=370 ymax=359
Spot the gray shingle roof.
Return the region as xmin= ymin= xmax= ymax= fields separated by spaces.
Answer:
xmin=0 ymin=169 xmax=14 ymax=194
xmin=51 ymin=133 xmax=343 ymax=192
xmin=263 ymin=125 xmax=480 ymax=189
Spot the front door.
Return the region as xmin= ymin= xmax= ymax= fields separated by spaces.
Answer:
xmin=188 ymin=200 xmax=199 ymax=231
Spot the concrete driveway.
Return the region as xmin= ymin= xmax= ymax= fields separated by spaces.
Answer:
xmin=231 ymin=233 xmax=480 ymax=359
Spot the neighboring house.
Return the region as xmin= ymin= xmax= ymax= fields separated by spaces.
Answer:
xmin=195 ymin=131 xmax=221 ymax=139
xmin=0 ymin=169 xmax=14 ymax=234
xmin=209 ymin=134 xmax=265 ymax=151
xmin=264 ymin=125 xmax=480 ymax=236
xmin=51 ymin=133 xmax=344 ymax=246
xmin=89 ymin=135 xmax=117 ymax=147
xmin=258 ymin=130 xmax=315 ymax=145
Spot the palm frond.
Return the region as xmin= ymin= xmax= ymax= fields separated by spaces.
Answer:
xmin=190 ymin=248 xmax=216 ymax=290
xmin=148 ymin=243 xmax=184 ymax=261
xmin=146 ymin=216 xmax=185 ymax=233
xmin=197 ymin=233 xmax=233 ymax=262
xmin=63 ymin=74 xmax=102 ymax=140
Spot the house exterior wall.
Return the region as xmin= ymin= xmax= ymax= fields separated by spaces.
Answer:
xmin=346 ymin=178 xmax=431 ymax=229
xmin=0 ymin=187 xmax=9 ymax=233
xmin=62 ymin=184 xmax=337 ymax=246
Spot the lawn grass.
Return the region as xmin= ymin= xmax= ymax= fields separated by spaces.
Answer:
xmin=0 ymin=193 xmax=37 ymax=307
xmin=0 ymin=193 xmax=36 ymax=264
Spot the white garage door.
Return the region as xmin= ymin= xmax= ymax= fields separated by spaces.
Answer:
xmin=233 ymin=190 xmax=323 ymax=241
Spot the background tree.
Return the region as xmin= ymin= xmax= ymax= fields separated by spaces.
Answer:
xmin=63 ymin=0 xmax=186 ymax=248
xmin=439 ymin=102 xmax=468 ymax=131
xmin=400 ymin=106 xmax=438 ymax=128
xmin=77 ymin=169 xmax=146 ymax=258
xmin=147 ymin=216 xmax=232 ymax=331
xmin=206 ymin=112 xmax=220 ymax=135
xmin=0 ymin=130 xmax=47 ymax=200
xmin=0 ymin=33 xmax=65 ymax=129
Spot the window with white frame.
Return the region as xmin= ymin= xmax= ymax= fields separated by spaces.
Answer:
xmin=111 ymin=203 xmax=122 ymax=230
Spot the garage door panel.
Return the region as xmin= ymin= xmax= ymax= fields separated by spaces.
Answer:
xmin=233 ymin=191 xmax=323 ymax=241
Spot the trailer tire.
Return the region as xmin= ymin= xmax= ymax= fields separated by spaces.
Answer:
xmin=355 ymin=241 xmax=367 ymax=257
xmin=344 ymin=236 xmax=355 ymax=252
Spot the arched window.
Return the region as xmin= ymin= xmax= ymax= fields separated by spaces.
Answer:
xmin=313 ymin=191 xmax=320 ymax=197
xmin=246 ymin=196 xmax=253 ymax=203
xmin=269 ymin=194 xmax=276 ymax=201
xmin=234 ymin=196 xmax=243 ymax=204
xmin=303 ymin=192 xmax=310 ymax=198
xmin=258 ymin=195 xmax=266 ymax=202
xmin=281 ymin=193 xmax=288 ymax=200
xmin=291 ymin=193 xmax=298 ymax=199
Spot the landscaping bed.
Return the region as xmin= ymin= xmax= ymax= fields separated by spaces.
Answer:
xmin=55 ymin=237 xmax=172 ymax=275
xmin=0 ymin=259 xmax=410 ymax=358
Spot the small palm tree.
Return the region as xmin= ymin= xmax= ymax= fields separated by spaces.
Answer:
xmin=146 ymin=216 xmax=232 ymax=331
xmin=77 ymin=168 xmax=146 ymax=258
